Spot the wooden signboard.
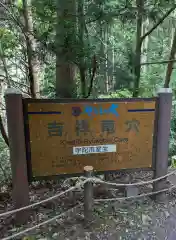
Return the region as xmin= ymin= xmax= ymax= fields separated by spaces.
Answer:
xmin=23 ymin=98 xmax=157 ymax=179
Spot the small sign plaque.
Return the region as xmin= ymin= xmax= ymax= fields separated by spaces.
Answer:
xmin=73 ymin=144 xmax=117 ymax=155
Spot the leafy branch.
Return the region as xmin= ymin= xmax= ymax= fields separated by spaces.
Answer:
xmin=0 ymin=1 xmax=55 ymax=54
xmin=141 ymin=5 xmax=176 ymax=42
xmin=164 ymin=27 xmax=176 ymax=88
xmin=141 ymin=59 xmax=176 ymax=66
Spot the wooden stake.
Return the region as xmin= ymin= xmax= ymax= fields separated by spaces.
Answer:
xmin=153 ymin=88 xmax=172 ymax=202
xmin=84 ymin=166 xmax=94 ymax=223
xmin=5 ymin=88 xmax=30 ymax=224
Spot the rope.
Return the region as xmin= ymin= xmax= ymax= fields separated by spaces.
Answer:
xmin=1 ymin=204 xmax=82 ymax=240
xmin=2 ymin=174 xmax=176 ymax=239
xmin=0 ymin=180 xmax=86 ymax=218
xmin=3 ymin=184 xmax=176 ymax=240
xmin=89 ymin=169 xmax=176 ymax=187
xmin=95 ymin=184 xmax=176 ymax=202
xmin=1 ymin=169 xmax=176 ymax=218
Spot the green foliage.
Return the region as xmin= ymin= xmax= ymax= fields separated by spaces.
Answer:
xmin=16 ymin=0 xmax=23 ymax=9
xmin=171 ymin=156 xmax=176 ymax=168
xmin=42 ymin=61 xmax=56 ymax=98
xmin=0 ymin=137 xmax=11 ymax=184
xmin=99 ymin=89 xmax=132 ymax=98
xmin=0 ymin=28 xmax=19 ymax=56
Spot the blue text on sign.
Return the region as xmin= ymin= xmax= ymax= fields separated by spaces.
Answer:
xmin=83 ymin=103 xmax=119 ymax=117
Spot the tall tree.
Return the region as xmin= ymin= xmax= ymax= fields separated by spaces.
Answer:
xmin=78 ymin=0 xmax=87 ymax=97
xmin=22 ymin=0 xmax=40 ymax=98
xmin=133 ymin=3 xmax=176 ymax=97
xmin=164 ymin=27 xmax=176 ymax=87
xmin=55 ymin=0 xmax=77 ymax=98
xmin=132 ymin=0 xmax=144 ymax=97
xmin=141 ymin=18 xmax=149 ymax=75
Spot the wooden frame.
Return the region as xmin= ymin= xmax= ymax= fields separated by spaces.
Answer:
xmin=23 ymin=97 xmax=158 ymax=182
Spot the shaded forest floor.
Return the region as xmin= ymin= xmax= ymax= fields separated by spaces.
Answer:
xmin=1 ymin=171 xmax=176 ymax=240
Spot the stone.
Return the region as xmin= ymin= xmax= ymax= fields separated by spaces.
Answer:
xmin=168 ymin=230 xmax=176 ymax=240
xmin=125 ymin=186 xmax=139 ymax=197
xmin=154 ymin=226 xmax=167 ymax=240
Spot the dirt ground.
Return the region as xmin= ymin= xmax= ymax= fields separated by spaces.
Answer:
xmin=1 ymin=171 xmax=176 ymax=240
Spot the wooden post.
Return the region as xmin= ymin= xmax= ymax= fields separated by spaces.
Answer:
xmin=153 ymin=88 xmax=172 ymax=202
xmin=84 ymin=166 xmax=94 ymax=223
xmin=5 ymin=88 xmax=30 ymax=224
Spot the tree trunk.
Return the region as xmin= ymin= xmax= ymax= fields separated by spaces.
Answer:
xmin=105 ymin=22 xmax=109 ymax=93
xmin=112 ymin=40 xmax=115 ymax=90
xmin=0 ymin=42 xmax=9 ymax=147
xmin=78 ymin=0 xmax=87 ymax=97
xmin=97 ymin=20 xmax=107 ymax=95
xmin=141 ymin=18 xmax=149 ymax=75
xmin=56 ymin=0 xmax=77 ymax=98
xmin=132 ymin=5 xmax=176 ymax=97
xmin=22 ymin=0 xmax=40 ymax=98
xmin=132 ymin=0 xmax=144 ymax=97
xmin=107 ymin=23 xmax=114 ymax=91
xmin=0 ymin=53 xmax=11 ymax=88
xmin=164 ymin=27 xmax=176 ymax=88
